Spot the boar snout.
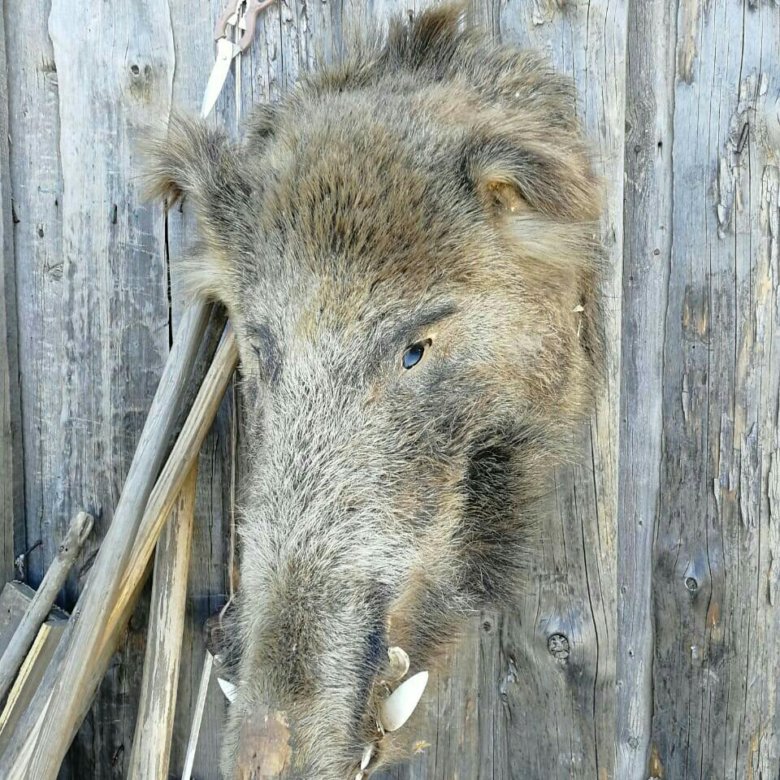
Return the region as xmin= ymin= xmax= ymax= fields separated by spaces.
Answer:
xmin=233 ymin=704 xmax=292 ymax=777
xmin=224 ymin=633 xmax=429 ymax=778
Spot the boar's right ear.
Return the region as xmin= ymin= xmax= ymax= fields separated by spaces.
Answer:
xmin=142 ymin=113 xmax=251 ymax=301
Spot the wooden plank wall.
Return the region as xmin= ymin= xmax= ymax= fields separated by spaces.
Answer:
xmin=0 ymin=1 xmax=777 ymax=778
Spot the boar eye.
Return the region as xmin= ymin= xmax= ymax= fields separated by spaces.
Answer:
xmin=402 ymin=339 xmax=431 ymax=369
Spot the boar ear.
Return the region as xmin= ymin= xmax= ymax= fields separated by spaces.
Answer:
xmin=462 ymin=129 xmax=603 ymax=276
xmin=463 ymin=131 xmax=601 ymax=223
xmin=142 ymin=113 xmax=252 ymax=300
xmin=463 ymin=128 xmax=605 ymax=372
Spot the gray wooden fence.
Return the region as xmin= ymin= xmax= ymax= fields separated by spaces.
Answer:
xmin=0 ymin=0 xmax=778 ymax=778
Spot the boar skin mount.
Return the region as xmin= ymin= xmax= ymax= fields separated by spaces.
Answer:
xmin=145 ymin=5 xmax=605 ymax=778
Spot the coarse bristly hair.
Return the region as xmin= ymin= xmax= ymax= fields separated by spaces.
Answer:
xmin=143 ymin=4 xmax=605 ymax=778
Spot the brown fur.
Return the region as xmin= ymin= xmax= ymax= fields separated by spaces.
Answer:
xmin=144 ymin=5 xmax=604 ymax=778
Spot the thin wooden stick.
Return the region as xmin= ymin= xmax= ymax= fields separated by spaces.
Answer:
xmin=0 ymin=511 xmax=93 ymax=705
xmin=2 ymin=326 xmax=238 ymax=779
xmin=127 ymin=462 xmax=199 ymax=780
xmin=182 ymin=649 xmax=214 ymax=780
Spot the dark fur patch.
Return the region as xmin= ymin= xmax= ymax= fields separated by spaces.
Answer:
xmin=245 ymin=103 xmax=278 ymax=153
xmin=457 ymin=428 xmax=529 ymax=602
xmin=247 ymin=321 xmax=283 ymax=383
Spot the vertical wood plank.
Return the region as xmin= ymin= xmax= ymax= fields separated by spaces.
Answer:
xmin=4 ymin=0 xmax=63 ymax=587
xmin=648 ymin=2 xmax=780 ymax=778
xmin=617 ymin=0 xmax=675 ymax=776
xmin=0 ymin=4 xmax=23 ymax=584
xmin=46 ymin=0 xmax=175 ymax=768
xmin=5 ymin=0 xmax=177 ymax=775
xmin=164 ymin=3 xmax=235 ymax=777
xmin=128 ymin=464 xmax=198 ymax=780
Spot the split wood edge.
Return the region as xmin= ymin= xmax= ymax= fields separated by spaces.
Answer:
xmin=127 ymin=462 xmax=199 ymax=780
xmin=182 ymin=647 xmax=214 ymax=780
xmin=0 ymin=308 xmax=237 ymax=779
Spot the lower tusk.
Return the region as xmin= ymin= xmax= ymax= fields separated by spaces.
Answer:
xmin=379 ymin=671 xmax=429 ymax=732
xmin=360 ymin=744 xmax=374 ymax=770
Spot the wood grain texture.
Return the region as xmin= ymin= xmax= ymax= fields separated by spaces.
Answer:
xmin=4 ymin=0 xmax=176 ymax=775
xmin=0 ymin=4 xmax=22 ymax=587
xmin=639 ymin=3 xmax=780 ymax=779
xmin=4 ymin=0 xmax=63 ymax=592
xmin=617 ymin=0 xmax=676 ymax=776
xmin=128 ymin=464 xmax=198 ymax=780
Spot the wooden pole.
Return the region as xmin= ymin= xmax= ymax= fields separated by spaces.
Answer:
xmin=0 ymin=511 xmax=93 ymax=705
xmin=127 ymin=463 xmax=198 ymax=780
xmin=1 ymin=326 xmax=238 ymax=778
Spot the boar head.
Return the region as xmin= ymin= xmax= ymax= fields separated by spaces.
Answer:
xmin=145 ymin=5 xmax=604 ymax=778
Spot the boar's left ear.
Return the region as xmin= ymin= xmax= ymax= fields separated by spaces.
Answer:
xmin=142 ymin=113 xmax=252 ymax=300
xmin=462 ymin=128 xmax=601 ymax=224
xmin=461 ymin=124 xmax=604 ymax=286
xmin=462 ymin=124 xmax=605 ymax=372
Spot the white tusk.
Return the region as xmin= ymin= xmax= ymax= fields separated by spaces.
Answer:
xmin=217 ymin=677 xmax=238 ymax=703
xmin=355 ymin=774 xmax=364 ymax=780
xmin=360 ymin=744 xmax=374 ymax=770
xmin=387 ymin=646 xmax=410 ymax=680
xmin=379 ymin=671 xmax=429 ymax=732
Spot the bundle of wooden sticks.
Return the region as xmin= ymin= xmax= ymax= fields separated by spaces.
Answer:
xmin=0 ymin=302 xmax=237 ymax=779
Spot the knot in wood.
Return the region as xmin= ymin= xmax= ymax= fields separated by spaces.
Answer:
xmin=547 ymin=633 xmax=570 ymax=663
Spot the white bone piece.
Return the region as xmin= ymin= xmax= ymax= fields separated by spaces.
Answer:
xmin=361 ymin=744 xmax=374 ymax=770
xmin=379 ymin=671 xmax=429 ymax=732
xmin=387 ymin=646 xmax=410 ymax=680
xmin=217 ymin=677 xmax=238 ymax=702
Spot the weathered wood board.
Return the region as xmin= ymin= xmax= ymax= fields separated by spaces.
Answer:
xmin=1 ymin=0 xmax=779 ymax=778
xmin=0 ymin=0 xmax=22 ymax=587
xmin=166 ymin=3 xmax=236 ymax=775
xmin=619 ymin=3 xmax=780 ymax=779
xmin=4 ymin=0 xmax=176 ymax=775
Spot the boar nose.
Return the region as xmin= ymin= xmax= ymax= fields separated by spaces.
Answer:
xmin=234 ymin=703 xmax=292 ymax=777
